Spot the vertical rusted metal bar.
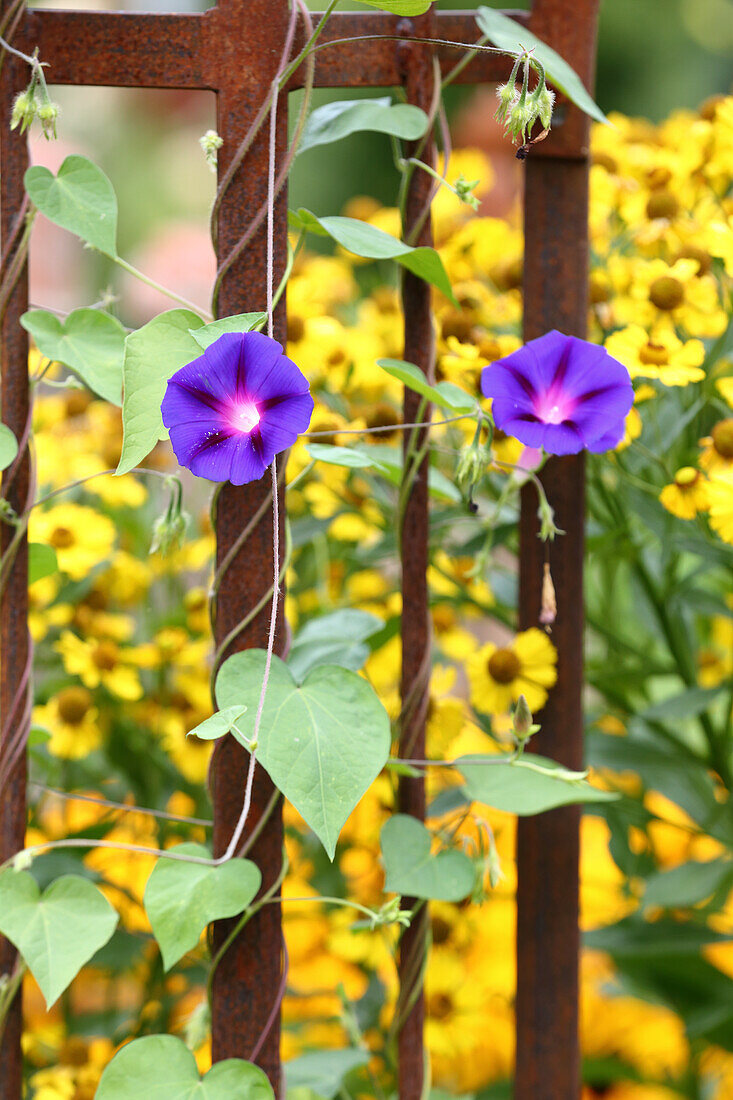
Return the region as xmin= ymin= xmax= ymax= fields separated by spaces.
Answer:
xmin=0 ymin=52 xmax=30 ymax=1100
xmin=209 ymin=0 xmax=289 ymax=1089
xmin=397 ymin=10 xmax=435 ymax=1100
xmin=515 ymin=3 xmax=599 ymax=1098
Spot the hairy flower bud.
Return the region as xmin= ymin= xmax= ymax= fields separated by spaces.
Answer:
xmin=10 ymin=89 xmax=36 ymax=134
xmin=37 ymin=99 xmax=60 ymax=140
xmin=199 ymin=128 xmax=223 ymax=172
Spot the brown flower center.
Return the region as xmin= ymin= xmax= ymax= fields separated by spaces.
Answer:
xmin=591 ymin=152 xmax=617 ymax=173
xmin=56 ymin=686 xmax=92 ymax=725
xmin=638 ymin=342 xmax=670 ymax=366
xmin=649 ymin=276 xmax=684 ymax=311
xmin=92 ymin=641 xmax=119 ymax=671
xmin=49 ymin=526 xmax=75 ymax=549
xmin=440 ymin=310 xmax=474 ymax=343
xmin=645 ymin=190 xmax=678 ymax=220
xmin=286 ymin=314 xmax=305 ymax=344
xmin=431 ymin=916 xmax=452 ymax=945
xmin=487 ymin=647 xmax=521 ymax=684
xmin=589 ymin=274 xmax=610 ymax=304
xmin=490 ymin=257 xmax=523 ymax=292
xmin=712 ymin=419 xmax=733 ymax=459
xmin=429 ymin=993 xmax=454 ymax=1021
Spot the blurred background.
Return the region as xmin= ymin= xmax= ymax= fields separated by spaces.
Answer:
xmin=27 ymin=0 xmax=733 ymax=324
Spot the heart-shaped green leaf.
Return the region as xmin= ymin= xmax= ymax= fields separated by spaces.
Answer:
xmin=117 ymin=309 xmax=267 ymax=474
xmin=475 ymin=8 xmax=608 ymax=126
xmin=143 ymin=843 xmax=260 ymax=970
xmin=458 ymin=752 xmax=618 ymax=814
xmin=21 ymin=308 xmax=126 ymax=404
xmin=25 ymin=155 xmax=119 ymax=257
xmin=285 ymin=1049 xmax=370 ymax=1099
xmin=189 ymin=312 xmax=266 ymax=350
xmin=0 ymin=870 xmax=118 ymax=1006
xmin=377 ymin=358 xmax=477 ymax=413
xmin=299 ymin=98 xmax=428 ymax=155
xmin=29 ymin=542 xmax=58 ymax=585
xmin=117 ymin=309 xmax=203 ymax=474
xmin=96 ymin=1035 xmax=274 ymax=1099
xmin=287 ymin=609 xmax=383 ymax=681
xmin=293 ymin=210 xmax=455 ymax=303
xmin=188 ymin=705 xmax=248 ymax=743
xmin=0 ymin=423 xmax=18 ymax=472
xmin=213 ymin=653 xmax=390 ymax=859
xmin=380 ymin=815 xmax=475 ymax=901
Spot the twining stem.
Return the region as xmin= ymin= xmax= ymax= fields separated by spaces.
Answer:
xmin=113 ymin=257 xmax=212 ymax=320
xmin=0 ymin=961 xmax=26 ymax=1044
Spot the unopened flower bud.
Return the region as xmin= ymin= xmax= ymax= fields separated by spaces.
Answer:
xmin=37 ymin=99 xmax=60 ymax=140
xmin=534 ymin=85 xmax=555 ymax=130
xmin=495 ymin=82 xmax=517 ymax=125
xmin=10 ymin=89 xmax=36 ymax=134
xmin=454 ymin=175 xmax=481 ymax=212
xmin=199 ymin=129 xmax=223 ymax=172
xmin=539 ymin=562 xmax=557 ymax=628
xmin=513 ymin=694 xmax=533 ymax=740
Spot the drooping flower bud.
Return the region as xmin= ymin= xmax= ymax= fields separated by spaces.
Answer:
xmin=513 ymin=694 xmax=533 ymax=740
xmin=539 ymin=562 xmax=557 ymax=628
xmin=10 ymin=88 xmax=36 ymax=134
xmin=36 ymin=99 xmax=60 ymax=140
xmin=199 ymin=129 xmax=223 ymax=172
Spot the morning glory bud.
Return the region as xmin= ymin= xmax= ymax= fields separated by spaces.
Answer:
xmin=535 ymin=85 xmax=555 ymax=131
xmin=495 ymin=82 xmax=517 ymax=128
xmin=199 ymin=129 xmax=223 ymax=172
xmin=454 ymin=175 xmax=481 ymax=212
xmin=10 ymin=88 xmax=36 ymax=134
xmin=36 ymin=99 xmax=60 ymax=140
xmin=513 ymin=694 xmax=533 ymax=740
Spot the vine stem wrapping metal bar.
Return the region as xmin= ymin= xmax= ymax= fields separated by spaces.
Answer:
xmin=396 ymin=12 xmax=436 ymax=1099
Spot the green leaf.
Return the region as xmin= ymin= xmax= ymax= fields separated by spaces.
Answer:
xmin=189 ymin=312 xmax=266 ymax=350
xmin=28 ymin=543 xmax=58 ymax=585
xmin=377 ymin=358 xmax=477 ymax=413
xmin=354 ymin=443 xmax=462 ymax=503
xmin=584 ymin=915 xmax=731 ymax=958
xmin=299 ymin=97 xmax=428 ymax=155
xmin=288 ymin=609 xmax=383 ymax=681
xmin=25 ymin=154 xmax=118 ymax=257
xmin=294 ymin=210 xmax=455 ymax=303
xmin=117 ymin=309 xmax=203 ymax=475
xmin=285 ymin=1050 xmax=370 ymax=1099
xmin=475 ymin=8 xmax=608 ymax=126
xmin=0 ymin=424 xmax=18 ymax=472
xmin=355 ymin=0 xmax=431 ymax=11
xmin=215 ymin=653 xmax=390 ymax=859
xmin=643 ymin=860 xmax=733 ymax=910
xmin=21 ymin=308 xmax=126 ymax=404
xmin=641 ymin=686 xmax=724 ymax=722
xmin=0 ymin=870 xmax=118 ymax=1006
xmin=188 ymin=705 xmax=248 ymax=743
xmin=381 ymin=815 xmax=475 ymax=901
xmin=143 ymin=842 xmax=260 ymax=971
xmin=458 ymin=752 xmax=618 ymax=814
xmin=306 ymin=443 xmax=389 ymax=471
xmin=96 ymin=1035 xmax=274 ymax=1100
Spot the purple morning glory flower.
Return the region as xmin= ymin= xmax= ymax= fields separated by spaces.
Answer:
xmin=480 ymin=330 xmax=634 ymax=455
xmin=161 ymin=331 xmax=314 ymax=484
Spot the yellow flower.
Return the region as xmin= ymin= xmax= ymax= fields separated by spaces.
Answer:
xmin=29 ymin=503 xmax=117 ymax=580
xmin=55 ymin=630 xmax=145 ymax=700
xmin=33 ymin=687 xmax=102 ymax=760
xmin=604 ymin=324 xmax=706 ymax=387
xmin=707 ymin=468 xmax=733 ymax=542
xmin=700 ymin=418 xmax=733 ymax=472
xmin=659 ymin=466 xmax=709 ymax=519
xmin=466 ymin=628 xmax=557 ymax=715
xmin=623 ymin=257 xmax=727 ymax=338
xmin=717 ymin=373 xmax=733 ymax=409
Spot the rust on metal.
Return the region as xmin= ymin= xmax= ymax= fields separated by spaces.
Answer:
xmin=0 ymin=2 xmax=602 ymax=1097
xmin=0 ymin=46 xmax=31 ymax=1100
xmin=516 ymin=3 xmax=599 ymax=1098
xmin=209 ymin=0 xmax=290 ymax=1088
xmin=396 ymin=12 xmax=435 ymax=1100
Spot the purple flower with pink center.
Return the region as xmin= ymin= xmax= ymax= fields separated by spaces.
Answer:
xmin=480 ymin=330 xmax=633 ymax=456
xmin=161 ymin=330 xmax=313 ymax=484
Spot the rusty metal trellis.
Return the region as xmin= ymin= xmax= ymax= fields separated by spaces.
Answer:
xmin=0 ymin=2 xmax=600 ymax=1098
